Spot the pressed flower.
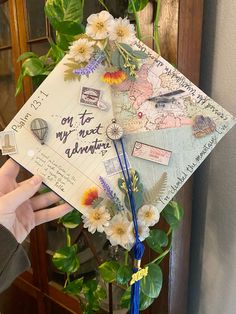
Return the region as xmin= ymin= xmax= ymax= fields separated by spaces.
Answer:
xmin=108 ymin=17 xmax=136 ymax=43
xmin=73 ymin=51 xmax=105 ymax=76
xmin=105 ymin=212 xmax=132 ymax=249
xmin=86 ymin=10 xmax=113 ymax=40
xmin=81 ymin=187 xmax=98 ymax=206
xmin=137 ymin=204 xmax=160 ymax=227
xmin=82 ymin=206 xmax=111 ymax=234
xmin=128 ymin=223 xmax=150 ymax=243
xmin=99 ymin=176 xmax=124 ymax=211
xmin=102 ymin=70 xmax=126 ymax=85
xmin=69 ymin=38 xmax=94 ymax=63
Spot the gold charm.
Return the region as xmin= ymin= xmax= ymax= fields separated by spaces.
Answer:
xmin=130 ymin=266 xmax=148 ymax=285
xmin=106 ymin=119 xmax=123 ymax=140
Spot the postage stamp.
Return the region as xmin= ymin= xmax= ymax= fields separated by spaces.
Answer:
xmin=132 ymin=141 xmax=171 ymax=166
xmin=80 ymin=86 xmax=101 ymax=108
xmin=103 ymin=153 xmax=131 ymax=176
xmin=0 ymin=131 xmax=18 ymax=155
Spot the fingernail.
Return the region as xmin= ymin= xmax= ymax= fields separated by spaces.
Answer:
xmin=30 ymin=175 xmax=42 ymax=185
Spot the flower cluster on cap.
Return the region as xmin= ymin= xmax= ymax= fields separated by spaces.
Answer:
xmin=80 ymin=170 xmax=160 ymax=250
xmin=65 ymin=11 xmax=148 ymax=85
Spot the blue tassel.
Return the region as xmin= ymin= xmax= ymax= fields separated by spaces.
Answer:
xmin=130 ymin=240 xmax=145 ymax=314
xmin=113 ymin=138 xmax=145 ymax=314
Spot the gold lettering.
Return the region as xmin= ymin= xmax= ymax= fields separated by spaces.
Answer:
xmin=130 ymin=267 xmax=149 ymax=285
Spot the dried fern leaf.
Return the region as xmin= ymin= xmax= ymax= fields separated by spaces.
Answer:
xmin=143 ymin=172 xmax=167 ymax=206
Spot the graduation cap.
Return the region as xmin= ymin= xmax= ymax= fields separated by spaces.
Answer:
xmin=4 ymin=35 xmax=235 ymax=240
xmin=3 ymin=12 xmax=235 ymax=314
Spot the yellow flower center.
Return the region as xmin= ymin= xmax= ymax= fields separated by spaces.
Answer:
xmin=145 ymin=211 xmax=152 ymax=218
xmin=116 ymin=227 xmax=125 ymax=235
xmin=93 ymin=212 xmax=101 ymax=221
xmin=96 ymin=22 xmax=104 ymax=30
xmin=77 ymin=46 xmax=86 ymax=54
xmin=117 ymin=28 xmax=125 ymax=38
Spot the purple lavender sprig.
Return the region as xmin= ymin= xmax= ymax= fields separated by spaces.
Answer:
xmin=99 ymin=176 xmax=124 ymax=211
xmin=73 ymin=51 xmax=105 ymax=76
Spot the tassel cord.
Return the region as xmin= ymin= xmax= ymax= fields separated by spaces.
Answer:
xmin=112 ymin=138 xmax=145 ymax=314
xmin=113 ymin=139 xmax=139 ymax=237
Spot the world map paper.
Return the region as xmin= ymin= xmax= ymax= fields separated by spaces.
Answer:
xmin=3 ymin=40 xmax=235 ymax=214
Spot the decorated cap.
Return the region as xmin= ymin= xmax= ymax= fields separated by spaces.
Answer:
xmin=2 ymin=9 xmax=235 ymax=314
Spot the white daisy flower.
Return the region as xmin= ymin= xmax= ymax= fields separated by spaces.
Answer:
xmin=68 ymin=38 xmax=94 ymax=63
xmin=108 ymin=17 xmax=136 ymax=43
xmin=82 ymin=206 xmax=110 ymax=234
xmin=105 ymin=212 xmax=132 ymax=249
xmin=128 ymin=223 xmax=150 ymax=244
xmin=137 ymin=204 xmax=160 ymax=227
xmin=86 ymin=10 xmax=113 ymax=40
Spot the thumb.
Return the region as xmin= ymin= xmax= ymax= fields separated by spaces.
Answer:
xmin=0 ymin=175 xmax=42 ymax=212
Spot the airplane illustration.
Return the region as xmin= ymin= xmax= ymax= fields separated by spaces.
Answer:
xmin=147 ymin=89 xmax=187 ymax=107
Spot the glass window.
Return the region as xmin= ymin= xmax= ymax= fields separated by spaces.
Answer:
xmin=25 ymin=0 xmax=46 ymax=40
xmin=0 ymin=49 xmax=17 ymax=167
xmin=0 ymin=1 xmax=11 ymax=47
xmin=30 ymin=41 xmax=50 ymax=56
xmin=0 ymin=49 xmax=17 ymax=125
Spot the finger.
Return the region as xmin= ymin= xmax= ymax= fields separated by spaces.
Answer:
xmin=0 ymin=175 xmax=42 ymax=211
xmin=18 ymin=177 xmax=34 ymax=186
xmin=31 ymin=191 xmax=61 ymax=210
xmin=0 ymin=158 xmax=20 ymax=179
xmin=34 ymin=203 xmax=73 ymax=225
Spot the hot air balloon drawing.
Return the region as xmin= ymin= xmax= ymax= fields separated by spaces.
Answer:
xmin=30 ymin=118 xmax=48 ymax=145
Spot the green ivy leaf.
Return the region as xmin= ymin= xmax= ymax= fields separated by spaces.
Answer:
xmin=22 ymin=57 xmax=44 ymax=76
xmin=63 ymin=277 xmax=83 ymax=295
xmin=98 ymin=261 xmax=120 ymax=283
xmin=45 ymin=0 xmax=85 ymax=35
xmin=59 ymin=209 xmax=82 ymax=228
xmin=15 ymin=71 xmax=23 ymax=96
xmin=56 ymin=32 xmax=74 ymax=50
xmin=146 ymin=229 xmax=168 ymax=253
xmin=94 ymin=285 xmax=107 ymax=301
xmin=17 ymin=51 xmax=38 ymax=62
xmin=139 ymin=291 xmax=155 ymax=310
xmin=49 ymin=39 xmax=65 ymax=63
xmin=140 ymin=263 xmax=163 ymax=298
xmin=162 ymin=201 xmax=184 ymax=229
xmin=52 ymin=244 xmax=80 ymax=273
xmin=120 ymin=286 xmax=155 ymax=310
xmin=128 ymin=0 xmax=149 ymax=13
xmin=116 ymin=264 xmax=133 ymax=285
xmin=32 ymin=75 xmax=48 ymax=88
xmin=82 ymin=279 xmax=98 ymax=293
xmin=82 ymin=280 xmax=102 ymax=312
xmin=120 ymin=286 xmax=131 ymax=309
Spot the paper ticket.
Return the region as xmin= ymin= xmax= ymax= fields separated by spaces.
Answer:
xmin=132 ymin=141 xmax=171 ymax=166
